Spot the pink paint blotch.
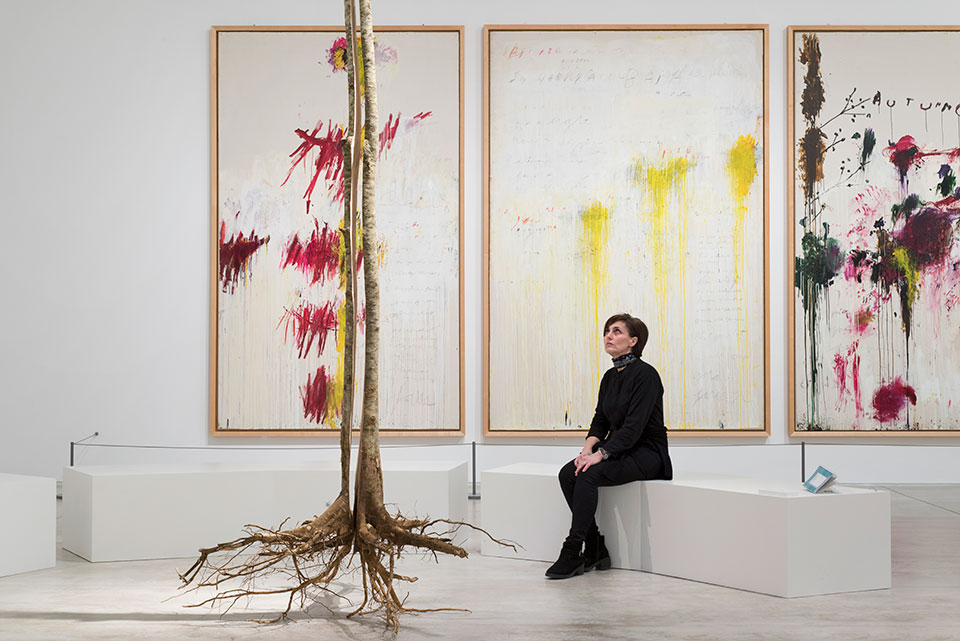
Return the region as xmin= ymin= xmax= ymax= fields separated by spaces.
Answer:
xmin=357 ymin=305 xmax=367 ymax=334
xmin=871 ymin=376 xmax=917 ymax=423
xmin=833 ymin=354 xmax=847 ymax=398
xmin=844 ymin=255 xmax=870 ymax=283
xmin=894 ymin=205 xmax=956 ymax=268
xmin=884 ymin=136 xmax=960 ymax=191
xmin=301 ymin=367 xmax=332 ymax=424
xmin=885 ymin=135 xmax=921 ymax=184
xmin=851 ymin=350 xmax=863 ymax=417
xmin=853 ymin=307 xmax=875 ymax=334
xmin=833 ymin=353 xmax=848 ymax=410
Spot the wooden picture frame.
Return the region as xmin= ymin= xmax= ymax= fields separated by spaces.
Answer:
xmin=483 ymin=25 xmax=770 ymax=436
xmin=788 ymin=26 xmax=960 ymax=436
xmin=210 ymin=26 xmax=465 ymax=436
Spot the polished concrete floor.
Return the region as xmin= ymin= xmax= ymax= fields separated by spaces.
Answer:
xmin=1 ymin=485 xmax=959 ymax=640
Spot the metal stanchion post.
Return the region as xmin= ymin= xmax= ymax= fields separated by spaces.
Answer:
xmin=69 ymin=431 xmax=99 ymax=467
xmin=468 ymin=441 xmax=481 ymax=500
xmin=801 ymin=441 xmax=806 ymax=482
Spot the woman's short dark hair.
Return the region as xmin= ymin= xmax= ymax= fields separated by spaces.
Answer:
xmin=603 ymin=313 xmax=649 ymax=357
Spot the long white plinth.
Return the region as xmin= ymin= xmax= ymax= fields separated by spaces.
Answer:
xmin=640 ymin=474 xmax=891 ymax=597
xmin=480 ymin=465 xmax=891 ymax=597
xmin=63 ymin=460 xmax=467 ymax=562
xmin=481 ymin=463 xmax=570 ymax=562
xmin=479 ymin=462 xmax=647 ymax=566
xmin=0 ymin=473 xmax=56 ymax=577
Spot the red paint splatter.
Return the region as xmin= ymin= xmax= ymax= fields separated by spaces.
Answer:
xmin=282 ymin=219 xmax=341 ymax=285
xmin=284 ymin=113 xmax=428 ymax=209
xmin=932 ymin=192 xmax=960 ymax=209
xmin=844 ymin=254 xmax=871 ymax=283
xmin=885 ymin=136 xmax=921 ymax=185
xmin=357 ymin=305 xmax=367 ymax=334
xmin=851 ymin=349 xmax=863 ymax=417
xmin=301 ymin=367 xmax=332 ymax=424
xmin=833 ymin=353 xmax=848 ymax=410
xmin=883 ymin=136 xmax=960 ymax=189
xmin=283 ymin=120 xmax=346 ymax=211
xmin=278 ymin=301 xmax=339 ymax=358
xmin=871 ymin=376 xmax=917 ymax=423
xmin=218 ymin=220 xmax=269 ymax=293
xmin=379 ymin=112 xmax=431 ymax=156
xmin=853 ymin=306 xmax=874 ymax=334
xmin=379 ymin=113 xmax=401 ymax=156
xmin=895 ymin=205 xmax=956 ymax=268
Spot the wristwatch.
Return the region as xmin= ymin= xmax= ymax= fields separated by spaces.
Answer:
xmin=598 ymin=447 xmax=610 ymax=460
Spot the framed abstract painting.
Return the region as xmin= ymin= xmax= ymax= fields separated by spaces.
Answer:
xmin=484 ymin=25 xmax=769 ymax=435
xmin=211 ymin=26 xmax=463 ymax=435
xmin=788 ymin=26 xmax=960 ymax=434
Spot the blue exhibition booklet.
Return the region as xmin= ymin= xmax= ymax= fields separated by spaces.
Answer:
xmin=803 ymin=466 xmax=837 ymax=493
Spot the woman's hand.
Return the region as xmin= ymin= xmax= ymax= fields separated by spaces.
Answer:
xmin=574 ymin=450 xmax=603 ymax=475
xmin=579 ymin=437 xmax=601 ymax=461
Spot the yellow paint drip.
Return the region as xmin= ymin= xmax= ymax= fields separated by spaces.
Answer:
xmin=892 ymin=247 xmax=918 ymax=308
xmin=727 ymin=135 xmax=757 ymax=207
xmin=325 ymin=212 xmax=350 ymax=430
xmin=377 ymin=239 xmax=389 ymax=268
xmin=725 ymin=134 xmax=758 ymax=429
xmin=580 ymin=201 xmax=611 ymax=388
xmin=635 ymin=154 xmax=693 ymax=428
xmin=580 ymin=202 xmax=610 ymax=327
xmin=324 ymin=297 xmax=346 ymax=430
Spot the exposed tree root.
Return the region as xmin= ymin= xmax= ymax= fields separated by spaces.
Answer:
xmin=178 ymin=492 xmax=516 ymax=630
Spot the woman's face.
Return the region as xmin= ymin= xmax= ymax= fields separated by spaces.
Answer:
xmin=603 ymin=321 xmax=637 ymax=358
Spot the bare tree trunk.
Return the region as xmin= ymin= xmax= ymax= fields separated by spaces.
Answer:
xmin=355 ymin=0 xmax=386 ymax=520
xmin=338 ymin=0 xmax=362 ymax=497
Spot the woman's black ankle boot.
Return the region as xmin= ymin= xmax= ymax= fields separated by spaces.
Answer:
xmin=545 ymin=539 xmax=584 ymax=579
xmin=584 ymin=530 xmax=611 ymax=571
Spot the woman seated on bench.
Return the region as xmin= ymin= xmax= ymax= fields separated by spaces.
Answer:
xmin=546 ymin=313 xmax=673 ymax=579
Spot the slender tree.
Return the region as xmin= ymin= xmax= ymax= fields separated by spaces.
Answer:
xmin=179 ymin=0 xmax=510 ymax=631
xmin=339 ymin=0 xmax=361 ymax=500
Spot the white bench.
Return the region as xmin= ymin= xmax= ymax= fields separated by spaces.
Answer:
xmin=0 ymin=473 xmax=56 ymax=577
xmin=63 ymin=460 xmax=466 ymax=562
xmin=480 ymin=463 xmax=890 ymax=597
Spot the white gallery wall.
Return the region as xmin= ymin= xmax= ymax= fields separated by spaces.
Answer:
xmin=2 ymin=0 xmax=959 ymax=483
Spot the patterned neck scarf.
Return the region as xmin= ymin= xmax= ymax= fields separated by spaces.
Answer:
xmin=612 ymin=353 xmax=638 ymax=369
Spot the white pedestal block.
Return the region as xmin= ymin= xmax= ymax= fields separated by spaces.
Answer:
xmin=63 ymin=460 xmax=468 ymax=562
xmin=596 ymin=480 xmax=645 ymax=569
xmin=479 ymin=463 xmax=642 ymax=564
xmin=480 ymin=463 xmax=569 ymax=561
xmin=381 ymin=461 xmax=468 ymax=523
xmin=63 ymin=462 xmax=341 ymax=562
xmin=0 ymin=473 xmax=56 ymax=577
xmin=640 ymin=475 xmax=891 ymax=597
